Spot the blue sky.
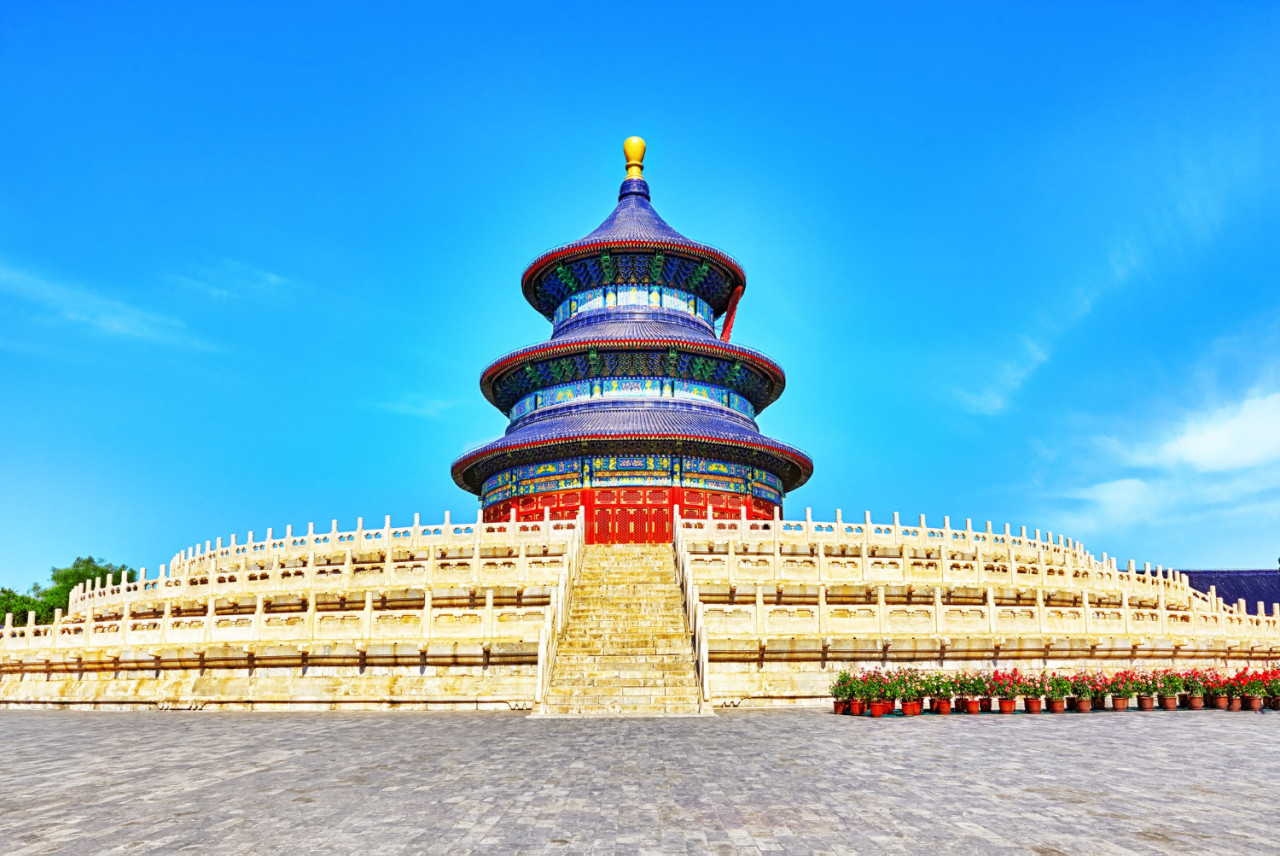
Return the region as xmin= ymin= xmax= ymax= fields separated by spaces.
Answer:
xmin=2 ymin=2 xmax=1278 ymax=587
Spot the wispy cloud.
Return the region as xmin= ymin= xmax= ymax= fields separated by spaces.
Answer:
xmin=955 ymin=127 xmax=1266 ymax=417
xmin=955 ymin=336 xmax=1049 ymax=415
xmin=0 ymin=262 xmax=215 ymax=350
xmin=1055 ymin=385 xmax=1280 ymax=540
xmin=167 ymin=259 xmax=289 ymax=300
xmin=1126 ymin=391 xmax=1280 ymax=472
xmin=375 ymin=395 xmax=458 ymax=420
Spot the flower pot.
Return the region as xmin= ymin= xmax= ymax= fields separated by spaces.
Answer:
xmin=1048 ymin=698 xmax=1066 ymax=714
xmin=953 ymin=696 xmax=968 ymax=712
xmin=980 ymin=697 xmax=992 ymax=712
xmin=1178 ymin=693 xmax=1189 ymax=709
xmin=933 ymin=699 xmax=952 ymax=715
xmin=1075 ymin=698 xmax=1093 ymax=713
xmin=1212 ymin=695 xmax=1229 ymax=710
xmin=850 ymin=700 xmax=867 ymax=716
xmin=1024 ymin=697 xmax=1043 ymax=714
xmin=998 ymin=698 xmax=1017 ymax=714
xmin=1158 ymin=695 xmax=1178 ymax=711
xmin=1067 ymin=697 xmax=1078 ymax=711
xmin=1244 ymin=696 xmax=1263 ymax=712
xmin=1228 ymin=697 xmax=1242 ymax=712
xmin=1112 ymin=697 xmax=1129 ymax=712
xmin=1269 ymin=697 xmax=1280 ymax=711
xmin=1136 ymin=696 xmax=1155 ymax=712
xmin=965 ymin=699 xmax=982 ymax=715
xmin=868 ymin=701 xmax=887 ymax=718
xmin=901 ymin=701 xmax=922 ymax=717
xmin=834 ymin=699 xmax=846 ymax=715
xmin=1188 ymin=695 xmax=1204 ymax=710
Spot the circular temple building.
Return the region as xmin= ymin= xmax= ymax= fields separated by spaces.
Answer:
xmin=451 ymin=138 xmax=813 ymax=544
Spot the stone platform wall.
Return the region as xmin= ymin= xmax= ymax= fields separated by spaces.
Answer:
xmin=672 ymin=510 xmax=1280 ymax=708
xmin=1 ymin=513 xmax=585 ymax=710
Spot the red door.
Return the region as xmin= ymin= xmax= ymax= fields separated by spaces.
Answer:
xmin=615 ymin=507 xmax=647 ymax=544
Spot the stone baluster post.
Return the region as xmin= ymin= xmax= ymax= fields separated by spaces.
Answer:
xmin=755 ymin=585 xmax=765 ymax=635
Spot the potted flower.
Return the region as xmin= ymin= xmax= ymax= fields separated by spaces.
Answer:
xmin=1021 ymin=672 xmax=1044 ymax=714
xmin=1071 ymin=673 xmax=1096 ymax=712
xmin=1203 ymin=669 xmax=1231 ymax=710
xmin=1182 ymin=669 xmax=1207 ymax=710
xmin=927 ymin=672 xmax=953 ymax=715
xmin=962 ymin=671 xmax=986 ymax=714
xmin=1267 ymin=669 xmax=1280 ymax=711
xmin=1237 ymin=668 xmax=1265 ymax=712
xmin=899 ymin=669 xmax=924 ymax=716
xmin=1044 ymin=673 xmax=1071 ymax=713
xmin=1108 ymin=670 xmax=1136 ymax=711
xmin=989 ymin=670 xmax=1019 ymax=714
xmin=850 ymin=670 xmax=873 ymax=716
xmin=830 ymin=670 xmax=853 ymax=715
xmin=864 ymin=670 xmax=890 ymax=717
xmin=1132 ymin=670 xmax=1156 ymax=711
xmin=1090 ymin=672 xmax=1113 ymax=711
xmin=1155 ymin=670 xmax=1183 ymax=710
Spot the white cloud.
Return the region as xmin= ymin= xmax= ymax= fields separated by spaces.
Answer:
xmin=955 ymin=335 xmax=1049 ymax=415
xmin=1130 ymin=391 xmax=1280 ymax=472
xmin=168 ymin=259 xmax=288 ymax=300
xmin=0 ymin=262 xmax=213 ymax=350
xmin=1052 ymin=388 xmax=1280 ymax=556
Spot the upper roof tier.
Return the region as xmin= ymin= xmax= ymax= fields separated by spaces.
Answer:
xmin=521 ymin=140 xmax=746 ymax=319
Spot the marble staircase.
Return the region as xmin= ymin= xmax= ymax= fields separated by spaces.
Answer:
xmin=540 ymin=544 xmax=705 ymax=716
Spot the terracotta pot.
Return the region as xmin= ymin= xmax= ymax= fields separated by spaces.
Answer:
xmin=1112 ymin=697 xmax=1130 ymax=712
xmin=1228 ymin=697 xmax=1242 ymax=712
xmin=849 ymin=700 xmax=867 ymax=716
xmin=953 ymin=696 xmax=968 ymax=712
xmin=901 ymin=700 xmax=922 ymax=717
xmin=1269 ymin=697 xmax=1280 ymax=711
xmin=1178 ymin=693 xmax=1189 ymax=709
xmin=1075 ymin=698 xmax=1093 ymax=713
xmin=1244 ymin=696 xmax=1263 ymax=712
xmin=1137 ymin=696 xmax=1155 ymax=712
xmin=965 ymin=699 xmax=982 ymax=715
xmin=868 ymin=701 xmax=887 ymax=718
xmin=834 ymin=699 xmax=846 ymax=715
xmin=998 ymin=698 xmax=1017 ymax=714
xmin=1212 ymin=695 xmax=1229 ymax=710
xmin=1188 ymin=695 xmax=1204 ymax=710
xmin=933 ymin=699 xmax=952 ymax=715
xmin=1048 ymin=698 xmax=1066 ymax=714
xmin=1024 ymin=697 xmax=1043 ymax=714
xmin=1158 ymin=695 xmax=1178 ymax=711
xmin=980 ymin=697 xmax=992 ymax=712
xmin=1067 ymin=697 xmax=1078 ymax=711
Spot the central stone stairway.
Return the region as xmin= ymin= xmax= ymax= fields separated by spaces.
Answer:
xmin=539 ymin=544 xmax=707 ymax=716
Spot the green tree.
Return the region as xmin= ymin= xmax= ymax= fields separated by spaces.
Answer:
xmin=1 ymin=556 xmax=136 ymax=626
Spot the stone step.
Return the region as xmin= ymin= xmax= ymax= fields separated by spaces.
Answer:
xmin=548 ymin=680 xmax=698 ymax=692
xmin=537 ymin=544 xmax=703 ymax=717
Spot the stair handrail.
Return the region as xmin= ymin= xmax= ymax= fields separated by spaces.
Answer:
xmin=674 ymin=505 xmax=711 ymax=709
xmin=671 ymin=505 xmax=699 ymax=635
xmin=536 ymin=507 xmax=585 ymax=712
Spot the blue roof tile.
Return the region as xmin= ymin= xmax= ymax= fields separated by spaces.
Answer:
xmin=1181 ymin=569 xmax=1280 ymax=615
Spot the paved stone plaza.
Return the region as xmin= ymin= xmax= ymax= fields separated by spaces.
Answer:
xmin=1 ymin=709 xmax=1277 ymax=854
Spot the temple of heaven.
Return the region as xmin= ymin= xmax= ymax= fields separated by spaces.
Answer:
xmin=451 ymin=137 xmax=813 ymax=544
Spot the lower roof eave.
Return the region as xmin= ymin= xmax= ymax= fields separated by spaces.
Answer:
xmin=450 ymin=432 xmax=813 ymax=495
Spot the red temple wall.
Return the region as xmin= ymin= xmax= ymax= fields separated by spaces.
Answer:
xmin=483 ymin=487 xmax=778 ymax=544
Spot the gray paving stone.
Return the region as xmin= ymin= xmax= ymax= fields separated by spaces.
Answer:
xmin=0 ymin=709 xmax=1277 ymax=853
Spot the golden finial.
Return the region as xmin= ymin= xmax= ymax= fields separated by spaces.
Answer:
xmin=624 ymin=136 xmax=646 ymax=179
